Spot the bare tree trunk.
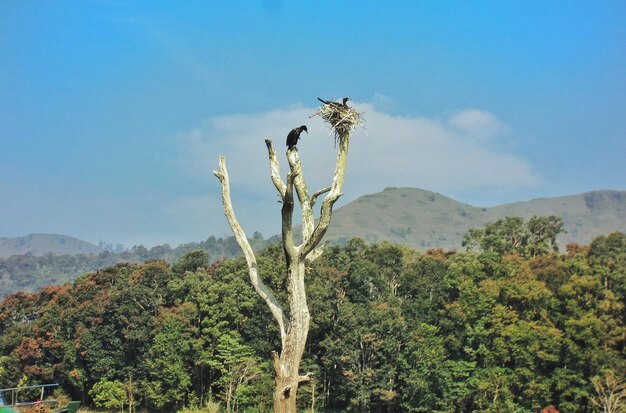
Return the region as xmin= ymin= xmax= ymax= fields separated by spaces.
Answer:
xmin=127 ymin=373 xmax=133 ymax=413
xmin=226 ymin=382 xmax=233 ymax=413
xmin=214 ymin=104 xmax=355 ymax=412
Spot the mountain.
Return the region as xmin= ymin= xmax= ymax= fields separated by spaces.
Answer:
xmin=0 ymin=235 xmax=274 ymax=298
xmin=321 ymin=188 xmax=626 ymax=250
xmin=1 ymin=188 xmax=624 ymax=298
xmin=0 ymin=233 xmax=104 ymax=259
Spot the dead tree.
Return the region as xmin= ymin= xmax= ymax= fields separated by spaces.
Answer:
xmin=214 ymin=100 xmax=362 ymax=413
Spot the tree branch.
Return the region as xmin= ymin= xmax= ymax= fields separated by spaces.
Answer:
xmin=214 ymin=156 xmax=287 ymax=344
xmin=310 ymin=187 xmax=331 ymax=207
xmin=265 ymin=139 xmax=286 ymax=198
xmin=306 ymin=245 xmax=326 ymax=263
xmin=300 ymin=134 xmax=350 ymax=258
xmin=287 ymin=150 xmax=315 ymax=242
xmin=298 ymin=373 xmax=314 ymax=383
xmin=282 ymin=170 xmax=298 ymax=263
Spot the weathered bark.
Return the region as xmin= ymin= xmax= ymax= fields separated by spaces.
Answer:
xmin=214 ymin=131 xmax=351 ymax=413
xmin=214 ymin=156 xmax=287 ymax=345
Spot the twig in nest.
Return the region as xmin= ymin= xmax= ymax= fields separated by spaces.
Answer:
xmin=311 ymin=100 xmax=364 ymax=144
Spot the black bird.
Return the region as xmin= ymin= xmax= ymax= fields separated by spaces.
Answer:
xmin=286 ymin=125 xmax=308 ymax=149
xmin=317 ymin=97 xmax=351 ymax=107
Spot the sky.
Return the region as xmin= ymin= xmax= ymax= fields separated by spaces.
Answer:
xmin=1 ymin=1 xmax=625 ymax=248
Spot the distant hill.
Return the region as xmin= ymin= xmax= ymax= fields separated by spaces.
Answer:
xmin=0 ymin=235 xmax=275 ymax=298
xmin=0 ymin=233 xmax=104 ymax=259
xmin=2 ymin=188 xmax=625 ymax=298
xmin=321 ymin=188 xmax=626 ymax=250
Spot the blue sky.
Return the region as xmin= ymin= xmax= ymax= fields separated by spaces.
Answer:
xmin=1 ymin=1 xmax=625 ymax=247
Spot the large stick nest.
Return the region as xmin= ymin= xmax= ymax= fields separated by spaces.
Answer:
xmin=312 ymin=101 xmax=364 ymax=140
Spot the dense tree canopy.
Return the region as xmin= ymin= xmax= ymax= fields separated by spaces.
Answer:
xmin=0 ymin=235 xmax=274 ymax=298
xmin=0 ymin=219 xmax=624 ymax=412
xmin=462 ymin=215 xmax=565 ymax=257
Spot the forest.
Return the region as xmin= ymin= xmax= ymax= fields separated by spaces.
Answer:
xmin=0 ymin=217 xmax=624 ymax=413
xmin=0 ymin=234 xmax=275 ymax=298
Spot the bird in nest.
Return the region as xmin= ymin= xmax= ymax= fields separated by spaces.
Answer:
xmin=317 ymin=97 xmax=351 ymax=108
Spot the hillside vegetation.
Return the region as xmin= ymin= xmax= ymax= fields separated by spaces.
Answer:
xmin=0 ymin=226 xmax=624 ymax=412
xmin=323 ymin=188 xmax=626 ymax=249
xmin=0 ymin=234 xmax=104 ymax=258
xmin=1 ymin=188 xmax=624 ymax=299
xmin=0 ymin=235 xmax=274 ymax=298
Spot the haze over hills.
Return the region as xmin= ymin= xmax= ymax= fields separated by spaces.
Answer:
xmin=322 ymin=188 xmax=626 ymax=250
xmin=1 ymin=188 xmax=625 ymax=298
xmin=2 ymin=188 xmax=626 ymax=258
xmin=0 ymin=233 xmax=104 ymax=259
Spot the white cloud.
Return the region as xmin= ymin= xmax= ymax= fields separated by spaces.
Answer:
xmin=370 ymin=93 xmax=400 ymax=112
xmin=171 ymin=102 xmax=541 ymax=237
xmin=350 ymin=104 xmax=538 ymax=192
xmin=448 ymin=109 xmax=508 ymax=141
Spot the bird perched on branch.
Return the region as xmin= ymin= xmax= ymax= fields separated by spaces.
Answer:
xmin=317 ymin=97 xmax=351 ymax=107
xmin=286 ymin=125 xmax=308 ymax=149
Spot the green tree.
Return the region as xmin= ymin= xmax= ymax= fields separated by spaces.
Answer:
xmin=144 ymin=306 xmax=194 ymax=410
xmin=397 ymin=252 xmax=449 ymax=324
xmin=397 ymin=323 xmax=451 ymax=412
xmin=526 ymin=216 xmax=565 ymax=256
xmin=90 ymin=379 xmax=126 ymax=412
xmin=321 ymin=298 xmax=405 ymax=412
xmin=210 ymin=333 xmax=265 ymax=413
xmin=463 ymin=215 xmax=565 ymax=257
xmin=588 ymin=232 xmax=626 ymax=298
xmin=172 ymin=250 xmax=210 ymax=276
